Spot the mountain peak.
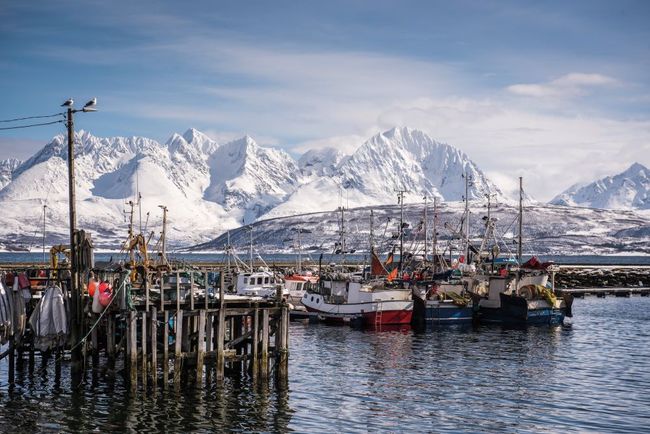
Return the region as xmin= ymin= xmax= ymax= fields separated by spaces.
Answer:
xmin=624 ymin=162 xmax=648 ymax=176
xmin=551 ymin=163 xmax=650 ymax=209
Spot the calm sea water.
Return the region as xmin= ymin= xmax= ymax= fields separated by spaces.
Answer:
xmin=1 ymin=297 xmax=649 ymax=432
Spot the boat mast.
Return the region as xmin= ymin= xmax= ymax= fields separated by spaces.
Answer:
xmin=42 ymin=204 xmax=47 ymax=263
xmin=432 ymin=197 xmax=438 ymax=274
xmin=463 ymin=173 xmax=471 ymax=261
xmin=369 ymin=209 xmax=374 ymax=253
xmin=249 ymin=225 xmax=253 ymax=271
xmin=518 ymin=176 xmax=523 ymax=265
xmin=158 ymin=205 xmax=168 ymax=267
xmin=296 ymin=228 xmax=302 ymax=273
xmin=423 ymin=195 xmax=428 ymax=263
xmin=126 ymin=200 xmax=135 ymax=266
xmin=396 ymin=189 xmax=406 ymax=274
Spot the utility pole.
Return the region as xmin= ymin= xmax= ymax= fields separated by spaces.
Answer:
xmin=65 ymin=106 xmax=82 ymax=374
xmin=63 ymin=97 xmax=97 ymax=378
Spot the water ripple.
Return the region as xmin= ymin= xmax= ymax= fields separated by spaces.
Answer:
xmin=0 ymin=297 xmax=649 ymax=432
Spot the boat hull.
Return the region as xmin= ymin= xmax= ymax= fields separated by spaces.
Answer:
xmin=303 ymin=296 xmax=413 ymax=326
xmin=478 ymin=293 xmax=565 ymax=325
xmin=413 ymin=296 xmax=474 ymax=326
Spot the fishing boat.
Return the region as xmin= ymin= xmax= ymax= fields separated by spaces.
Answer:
xmin=301 ymin=204 xmax=412 ymax=326
xmin=411 ymin=272 xmax=475 ymax=327
xmin=234 ymin=268 xmax=285 ymax=298
xmin=467 ymin=178 xmax=573 ymax=325
xmin=301 ymin=270 xmax=413 ymax=326
xmin=284 ymin=272 xmax=318 ymax=307
xmin=410 ymin=195 xmax=476 ymax=327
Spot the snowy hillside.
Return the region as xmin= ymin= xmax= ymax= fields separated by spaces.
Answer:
xmin=0 ymin=158 xmax=21 ymax=190
xmin=194 ymin=202 xmax=650 ymax=257
xmin=551 ymin=163 xmax=650 ymax=210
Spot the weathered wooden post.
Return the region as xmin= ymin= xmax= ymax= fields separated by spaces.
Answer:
xmin=261 ymin=309 xmax=269 ymax=378
xmin=163 ymin=310 xmax=169 ymax=389
xmin=174 ymin=310 xmax=183 ymax=387
xmin=150 ymin=306 xmax=157 ymax=391
xmin=197 ymin=309 xmax=206 ymax=385
xmin=129 ymin=310 xmax=138 ymax=392
xmin=216 ymin=270 xmax=226 ymax=381
xmin=252 ymin=306 xmax=259 ymax=379
xmin=141 ymin=310 xmax=148 ymax=390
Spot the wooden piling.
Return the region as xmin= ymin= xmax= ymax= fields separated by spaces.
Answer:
xmin=216 ymin=307 xmax=225 ymax=381
xmin=197 ymin=309 xmax=206 ymax=384
xmin=163 ymin=310 xmax=169 ymax=389
xmin=261 ymin=309 xmax=269 ymax=378
xmin=129 ymin=310 xmax=137 ymax=391
xmin=150 ymin=306 xmax=157 ymax=391
xmin=141 ymin=311 xmax=148 ymax=389
xmin=174 ymin=310 xmax=183 ymax=386
xmin=106 ymin=315 xmax=115 ymax=364
xmin=252 ymin=306 xmax=259 ymax=378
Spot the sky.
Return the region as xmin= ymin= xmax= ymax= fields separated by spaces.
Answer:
xmin=1 ymin=0 xmax=649 ymax=201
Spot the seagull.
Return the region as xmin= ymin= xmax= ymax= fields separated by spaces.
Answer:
xmin=61 ymin=98 xmax=74 ymax=107
xmin=84 ymin=97 xmax=97 ymax=108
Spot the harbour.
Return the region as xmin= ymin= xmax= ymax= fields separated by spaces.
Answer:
xmin=2 ymin=1 xmax=650 ymax=431
xmin=1 ymin=295 xmax=648 ymax=432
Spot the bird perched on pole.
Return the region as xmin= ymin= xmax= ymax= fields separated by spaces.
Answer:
xmin=61 ymin=98 xmax=74 ymax=107
xmin=83 ymin=97 xmax=97 ymax=112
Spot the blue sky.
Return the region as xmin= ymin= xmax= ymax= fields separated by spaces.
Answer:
xmin=1 ymin=0 xmax=649 ymax=199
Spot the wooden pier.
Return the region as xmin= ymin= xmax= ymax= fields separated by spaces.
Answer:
xmin=0 ymin=265 xmax=290 ymax=391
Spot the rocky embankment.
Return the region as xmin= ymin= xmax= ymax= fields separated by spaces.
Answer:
xmin=555 ymin=266 xmax=650 ymax=289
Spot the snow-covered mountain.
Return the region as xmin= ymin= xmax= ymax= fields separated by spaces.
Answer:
xmin=2 ymin=126 xmax=645 ymax=254
xmin=0 ymin=158 xmax=21 ymax=189
xmin=337 ymin=127 xmax=501 ymax=202
xmin=551 ymin=163 xmax=650 ymax=210
xmin=298 ymin=147 xmax=347 ymax=176
xmin=203 ymin=135 xmax=303 ymax=220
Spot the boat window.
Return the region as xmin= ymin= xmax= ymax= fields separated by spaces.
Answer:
xmin=311 ymin=296 xmax=314 ymax=302
xmin=243 ymin=277 xmax=248 ymax=284
xmin=297 ymin=283 xmax=303 ymax=291
xmin=264 ymin=277 xmax=269 ymax=284
xmin=257 ymin=277 xmax=263 ymax=285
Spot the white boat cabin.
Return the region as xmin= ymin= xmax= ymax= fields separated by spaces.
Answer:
xmin=236 ymin=269 xmax=284 ymax=298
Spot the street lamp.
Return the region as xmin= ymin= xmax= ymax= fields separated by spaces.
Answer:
xmin=62 ymin=97 xmax=97 ymax=373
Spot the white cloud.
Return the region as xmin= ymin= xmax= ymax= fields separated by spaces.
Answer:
xmin=507 ymin=72 xmax=618 ymax=98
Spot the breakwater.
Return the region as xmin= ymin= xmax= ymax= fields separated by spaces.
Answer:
xmin=555 ymin=265 xmax=650 ymax=289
